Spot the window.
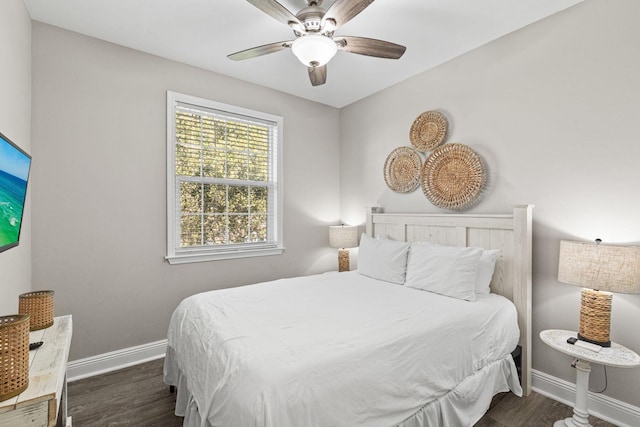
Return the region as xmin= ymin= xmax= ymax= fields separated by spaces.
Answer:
xmin=166 ymin=92 xmax=283 ymax=264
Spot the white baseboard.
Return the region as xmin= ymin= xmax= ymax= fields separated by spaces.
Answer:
xmin=67 ymin=339 xmax=167 ymax=382
xmin=67 ymin=341 xmax=640 ymax=427
xmin=532 ymin=369 xmax=640 ymax=427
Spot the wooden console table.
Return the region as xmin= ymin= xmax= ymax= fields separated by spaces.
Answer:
xmin=0 ymin=315 xmax=73 ymax=426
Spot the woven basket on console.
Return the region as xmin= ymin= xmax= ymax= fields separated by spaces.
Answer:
xmin=0 ymin=314 xmax=30 ymax=402
xmin=19 ymin=290 xmax=54 ymax=331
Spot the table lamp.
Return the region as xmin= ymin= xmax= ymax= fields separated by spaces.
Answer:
xmin=558 ymin=239 xmax=640 ymax=347
xmin=329 ymin=225 xmax=359 ymax=272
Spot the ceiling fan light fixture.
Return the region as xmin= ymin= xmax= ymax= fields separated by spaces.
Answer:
xmin=291 ymin=34 xmax=337 ymax=67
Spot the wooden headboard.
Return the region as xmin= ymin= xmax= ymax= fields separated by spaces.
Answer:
xmin=365 ymin=204 xmax=534 ymax=396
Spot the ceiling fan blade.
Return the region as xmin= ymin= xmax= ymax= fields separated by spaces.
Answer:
xmin=308 ymin=65 xmax=327 ymax=86
xmin=245 ymin=0 xmax=303 ymax=30
xmin=322 ymin=0 xmax=375 ymax=29
xmin=335 ymin=36 xmax=406 ymax=59
xmin=227 ymin=41 xmax=292 ymax=61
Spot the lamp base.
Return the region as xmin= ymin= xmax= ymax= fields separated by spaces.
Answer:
xmin=338 ymin=249 xmax=350 ymax=272
xmin=578 ymin=288 xmax=612 ymax=348
xmin=577 ymin=333 xmax=610 ymax=348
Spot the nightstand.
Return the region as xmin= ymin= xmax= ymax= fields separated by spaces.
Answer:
xmin=540 ymin=329 xmax=640 ymax=427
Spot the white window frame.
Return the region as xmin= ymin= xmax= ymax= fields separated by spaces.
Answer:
xmin=166 ymin=91 xmax=284 ymax=264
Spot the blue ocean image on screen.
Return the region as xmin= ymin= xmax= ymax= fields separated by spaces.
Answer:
xmin=0 ymin=135 xmax=30 ymax=247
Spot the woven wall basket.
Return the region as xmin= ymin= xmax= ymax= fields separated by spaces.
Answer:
xmin=421 ymin=143 xmax=486 ymax=210
xmin=384 ymin=146 xmax=422 ymax=193
xmin=19 ymin=290 xmax=54 ymax=331
xmin=409 ymin=111 xmax=448 ymax=152
xmin=0 ymin=314 xmax=30 ymax=402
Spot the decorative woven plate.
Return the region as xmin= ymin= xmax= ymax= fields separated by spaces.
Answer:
xmin=384 ymin=146 xmax=422 ymax=193
xmin=410 ymin=111 xmax=448 ymax=152
xmin=421 ymin=143 xmax=485 ymax=210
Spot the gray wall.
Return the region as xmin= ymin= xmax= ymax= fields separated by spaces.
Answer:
xmin=31 ymin=23 xmax=341 ymax=360
xmin=340 ymin=0 xmax=640 ymax=407
xmin=0 ymin=0 xmax=32 ymax=315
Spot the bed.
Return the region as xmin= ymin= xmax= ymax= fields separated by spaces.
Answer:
xmin=164 ymin=205 xmax=533 ymax=427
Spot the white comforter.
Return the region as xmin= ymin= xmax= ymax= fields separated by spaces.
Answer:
xmin=165 ymin=271 xmax=520 ymax=427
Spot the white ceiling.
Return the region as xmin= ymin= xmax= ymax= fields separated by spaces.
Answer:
xmin=23 ymin=0 xmax=582 ymax=108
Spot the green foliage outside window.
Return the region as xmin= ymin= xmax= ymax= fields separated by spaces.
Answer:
xmin=175 ymin=111 xmax=270 ymax=248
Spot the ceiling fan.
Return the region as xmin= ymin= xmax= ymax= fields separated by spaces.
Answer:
xmin=228 ymin=0 xmax=406 ymax=86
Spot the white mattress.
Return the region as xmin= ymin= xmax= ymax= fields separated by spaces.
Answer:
xmin=165 ymin=271 xmax=520 ymax=427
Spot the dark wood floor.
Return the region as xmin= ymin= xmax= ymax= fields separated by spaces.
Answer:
xmin=68 ymin=358 xmax=617 ymax=426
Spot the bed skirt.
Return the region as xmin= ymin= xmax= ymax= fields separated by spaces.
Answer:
xmin=164 ymin=346 xmax=522 ymax=427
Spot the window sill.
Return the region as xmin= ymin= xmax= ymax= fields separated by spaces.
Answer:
xmin=166 ymin=246 xmax=285 ymax=265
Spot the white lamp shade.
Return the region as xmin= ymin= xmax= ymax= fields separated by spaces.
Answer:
xmin=291 ymin=34 xmax=338 ymax=67
xmin=558 ymin=240 xmax=640 ymax=294
xmin=329 ymin=225 xmax=358 ymax=249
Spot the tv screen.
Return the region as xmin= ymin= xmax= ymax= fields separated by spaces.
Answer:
xmin=0 ymin=131 xmax=31 ymax=253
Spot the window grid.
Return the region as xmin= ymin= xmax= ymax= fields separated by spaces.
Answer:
xmin=175 ymin=115 xmax=271 ymax=248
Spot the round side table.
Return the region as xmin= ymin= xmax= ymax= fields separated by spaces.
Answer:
xmin=540 ymin=329 xmax=640 ymax=427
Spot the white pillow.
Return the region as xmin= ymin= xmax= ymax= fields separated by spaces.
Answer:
xmin=475 ymin=249 xmax=500 ymax=294
xmin=405 ymin=243 xmax=483 ymax=301
xmin=357 ymin=233 xmax=410 ymax=284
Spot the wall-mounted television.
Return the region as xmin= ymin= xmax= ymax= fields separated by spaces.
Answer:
xmin=0 ymin=131 xmax=31 ymax=253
